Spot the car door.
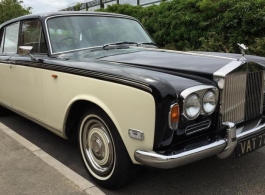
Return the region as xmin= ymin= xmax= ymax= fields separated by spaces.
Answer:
xmin=8 ymin=19 xmax=47 ymax=122
xmin=0 ymin=22 xmax=20 ymax=108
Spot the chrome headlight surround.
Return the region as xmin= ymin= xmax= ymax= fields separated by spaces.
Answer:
xmin=181 ymin=85 xmax=219 ymax=120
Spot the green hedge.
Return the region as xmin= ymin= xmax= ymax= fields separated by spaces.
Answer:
xmin=99 ymin=0 xmax=265 ymax=56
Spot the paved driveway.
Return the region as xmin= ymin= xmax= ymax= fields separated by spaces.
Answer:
xmin=1 ymin=112 xmax=265 ymax=195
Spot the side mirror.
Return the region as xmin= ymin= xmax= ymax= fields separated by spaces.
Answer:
xmin=18 ymin=46 xmax=33 ymax=55
xmin=18 ymin=46 xmax=38 ymax=61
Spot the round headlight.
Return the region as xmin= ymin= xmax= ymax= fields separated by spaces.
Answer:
xmin=185 ymin=94 xmax=201 ymax=119
xmin=203 ymin=91 xmax=217 ymax=114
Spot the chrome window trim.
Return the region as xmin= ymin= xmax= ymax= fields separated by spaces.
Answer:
xmin=0 ymin=27 xmax=6 ymax=54
xmin=44 ymin=14 xmax=153 ymax=55
xmin=2 ymin=21 xmax=20 ymax=55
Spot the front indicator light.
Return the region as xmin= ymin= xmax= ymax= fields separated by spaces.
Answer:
xmin=169 ymin=103 xmax=179 ymax=130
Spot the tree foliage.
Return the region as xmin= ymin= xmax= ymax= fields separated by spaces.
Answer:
xmin=74 ymin=3 xmax=82 ymax=11
xmin=0 ymin=0 xmax=31 ymax=24
xmin=99 ymin=0 xmax=265 ymax=56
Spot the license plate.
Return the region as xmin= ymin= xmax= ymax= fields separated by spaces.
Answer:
xmin=236 ymin=131 xmax=265 ymax=157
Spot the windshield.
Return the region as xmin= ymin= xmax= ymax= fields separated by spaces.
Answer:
xmin=47 ymin=16 xmax=153 ymax=53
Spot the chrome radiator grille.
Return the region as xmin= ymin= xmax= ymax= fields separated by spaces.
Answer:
xmin=245 ymin=71 xmax=264 ymax=121
xmin=222 ymin=71 xmax=263 ymax=124
xmin=263 ymin=93 xmax=265 ymax=108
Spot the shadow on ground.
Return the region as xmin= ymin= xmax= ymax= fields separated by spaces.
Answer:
xmin=1 ymin=112 xmax=265 ymax=195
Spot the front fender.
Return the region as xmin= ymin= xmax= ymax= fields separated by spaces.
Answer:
xmin=62 ymin=89 xmax=156 ymax=164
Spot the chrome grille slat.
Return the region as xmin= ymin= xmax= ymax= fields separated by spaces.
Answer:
xmin=222 ymin=71 xmax=263 ymax=124
xmin=245 ymin=71 xmax=263 ymax=121
xmin=240 ymin=74 xmax=246 ymax=120
xmin=185 ymin=121 xmax=211 ymax=135
xmin=263 ymin=93 xmax=265 ymax=107
xmin=223 ymin=73 xmax=247 ymax=123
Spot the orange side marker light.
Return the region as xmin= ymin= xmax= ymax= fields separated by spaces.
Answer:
xmin=51 ymin=74 xmax=58 ymax=79
xmin=171 ymin=104 xmax=179 ymax=123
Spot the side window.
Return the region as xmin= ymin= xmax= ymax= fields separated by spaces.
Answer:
xmin=3 ymin=22 xmax=19 ymax=54
xmin=20 ymin=19 xmax=44 ymax=54
xmin=39 ymin=31 xmax=47 ymax=54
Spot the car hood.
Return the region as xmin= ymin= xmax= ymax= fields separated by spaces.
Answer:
xmin=97 ymin=48 xmax=237 ymax=79
xmin=193 ymin=51 xmax=265 ymax=66
xmin=57 ymin=48 xmax=265 ymax=79
xmin=50 ymin=48 xmax=265 ymax=95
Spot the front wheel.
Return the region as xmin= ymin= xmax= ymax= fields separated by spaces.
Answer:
xmin=78 ymin=108 xmax=136 ymax=189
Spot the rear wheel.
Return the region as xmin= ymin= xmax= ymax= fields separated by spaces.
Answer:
xmin=78 ymin=108 xmax=136 ymax=189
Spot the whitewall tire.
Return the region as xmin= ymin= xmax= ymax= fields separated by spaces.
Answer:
xmin=78 ymin=108 xmax=136 ymax=189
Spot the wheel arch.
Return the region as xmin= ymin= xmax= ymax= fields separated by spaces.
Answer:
xmin=62 ymin=88 xmax=156 ymax=164
xmin=63 ymin=95 xmax=121 ymax=142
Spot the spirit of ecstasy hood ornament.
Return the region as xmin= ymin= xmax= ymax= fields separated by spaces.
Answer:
xmin=237 ymin=43 xmax=248 ymax=61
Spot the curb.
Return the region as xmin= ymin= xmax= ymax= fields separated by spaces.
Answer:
xmin=0 ymin=123 xmax=105 ymax=195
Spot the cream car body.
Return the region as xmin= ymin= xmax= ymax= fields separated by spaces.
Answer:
xmin=1 ymin=12 xmax=265 ymax=189
xmin=0 ymin=62 xmax=156 ymax=162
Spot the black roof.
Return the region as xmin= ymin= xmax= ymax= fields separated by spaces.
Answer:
xmin=0 ymin=11 xmax=135 ymax=28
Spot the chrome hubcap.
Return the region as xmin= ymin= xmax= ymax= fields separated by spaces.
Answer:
xmin=82 ymin=116 xmax=114 ymax=176
xmin=91 ymin=136 xmax=104 ymax=159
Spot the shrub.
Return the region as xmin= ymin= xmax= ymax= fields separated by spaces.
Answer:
xmin=98 ymin=0 xmax=265 ymax=56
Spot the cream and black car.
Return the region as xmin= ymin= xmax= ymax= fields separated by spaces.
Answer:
xmin=0 ymin=12 xmax=265 ymax=189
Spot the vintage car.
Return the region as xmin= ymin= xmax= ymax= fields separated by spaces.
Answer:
xmin=1 ymin=11 xmax=265 ymax=189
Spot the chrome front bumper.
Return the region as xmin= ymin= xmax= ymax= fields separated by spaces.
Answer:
xmin=134 ymin=121 xmax=265 ymax=169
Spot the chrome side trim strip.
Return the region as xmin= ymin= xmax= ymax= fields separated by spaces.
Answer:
xmin=3 ymin=60 xmax=152 ymax=93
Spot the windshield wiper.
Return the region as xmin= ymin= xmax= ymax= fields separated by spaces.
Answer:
xmin=103 ymin=42 xmax=138 ymax=49
xmin=103 ymin=41 xmax=157 ymax=49
xmin=138 ymin=42 xmax=157 ymax=46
